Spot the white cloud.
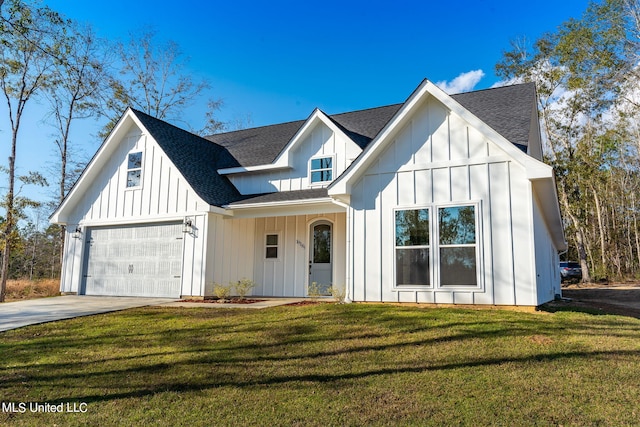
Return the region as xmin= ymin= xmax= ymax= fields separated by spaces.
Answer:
xmin=436 ymin=70 xmax=485 ymax=94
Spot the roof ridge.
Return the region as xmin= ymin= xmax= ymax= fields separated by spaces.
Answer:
xmin=328 ymin=102 xmax=404 ymax=118
xmin=450 ymin=81 xmax=534 ymax=96
xmin=204 ymin=118 xmax=307 ymax=138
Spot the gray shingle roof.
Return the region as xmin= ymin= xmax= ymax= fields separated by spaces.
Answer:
xmin=131 ymin=109 xmax=243 ymax=206
xmin=206 ymin=83 xmax=535 ymax=167
xmin=452 ymin=83 xmax=535 ymax=151
xmin=228 ymin=188 xmax=329 ymax=206
xmin=205 ymin=104 xmax=402 ymax=167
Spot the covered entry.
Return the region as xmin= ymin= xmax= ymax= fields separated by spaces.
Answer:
xmin=81 ymin=222 xmax=183 ymax=297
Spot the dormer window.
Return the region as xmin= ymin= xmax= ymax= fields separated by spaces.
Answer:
xmin=126 ymin=151 xmax=143 ymax=188
xmin=310 ymin=156 xmax=333 ymax=184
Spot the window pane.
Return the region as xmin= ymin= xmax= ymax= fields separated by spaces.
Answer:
xmin=127 ymin=170 xmax=141 ymax=187
xmin=319 ymin=158 xmax=332 ymax=168
xmin=128 ymin=152 xmax=142 ymax=169
xmin=266 ymin=234 xmax=278 ymax=246
xmin=311 ymin=170 xmax=332 ymax=183
xmin=440 ymin=247 xmax=477 ymax=286
xmin=311 ymin=157 xmax=332 ymax=170
xmin=313 ymin=224 xmax=331 ymax=263
xmin=396 ymin=248 xmax=430 ymax=286
xmin=266 ymin=247 xmax=278 ymax=259
xmin=395 ymin=209 xmax=429 ymax=246
xmin=439 ymin=206 xmax=475 ymax=245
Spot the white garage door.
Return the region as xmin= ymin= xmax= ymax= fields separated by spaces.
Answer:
xmin=82 ymin=222 xmax=183 ymax=297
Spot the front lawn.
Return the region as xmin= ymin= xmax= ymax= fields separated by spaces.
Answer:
xmin=1 ymin=303 xmax=639 ymax=426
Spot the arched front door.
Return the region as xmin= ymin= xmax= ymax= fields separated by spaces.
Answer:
xmin=309 ymin=221 xmax=332 ymax=296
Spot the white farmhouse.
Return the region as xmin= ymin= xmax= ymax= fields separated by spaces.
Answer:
xmin=51 ymin=79 xmax=566 ymax=306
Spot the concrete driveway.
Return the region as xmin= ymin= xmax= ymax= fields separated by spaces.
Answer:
xmin=0 ymin=295 xmax=176 ymax=332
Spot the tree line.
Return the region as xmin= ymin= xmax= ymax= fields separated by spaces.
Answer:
xmin=497 ymin=0 xmax=640 ymax=282
xmin=0 ymin=0 xmax=239 ymax=301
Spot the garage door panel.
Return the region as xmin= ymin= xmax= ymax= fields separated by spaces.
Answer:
xmin=83 ymin=222 xmax=183 ymax=298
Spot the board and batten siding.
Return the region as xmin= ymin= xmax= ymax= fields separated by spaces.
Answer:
xmin=59 ymin=124 xmax=211 ymax=296
xmin=533 ymin=193 xmax=562 ymax=304
xmin=205 ymin=214 xmax=256 ymax=295
xmin=69 ymin=128 xmax=206 ymax=224
xmin=252 ymin=213 xmax=346 ymax=297
xmin=228 ymin=122 xmax=361 ymax=195
xmin=348 ymin=96 xmax=540 ymax=306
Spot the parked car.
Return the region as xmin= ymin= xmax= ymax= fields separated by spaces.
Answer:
xmin=559 ymin=261 xmax=582 ymax=282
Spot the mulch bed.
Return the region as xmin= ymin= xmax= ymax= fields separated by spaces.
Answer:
xmin=284 ymin=300 xmax=323 ymax=306
xmin=178 ymin=298 xmax=266 ymax=304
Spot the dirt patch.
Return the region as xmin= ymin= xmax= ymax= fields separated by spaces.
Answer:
xmin=543 ymin=283 xmax=640 ymax=318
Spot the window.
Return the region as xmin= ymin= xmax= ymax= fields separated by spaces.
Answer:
xmin=438 ymin=206 xmax=477 ymax=286
xmin=265 ymin=234 xmax=279 ymax=259
xmin=395 ymin=209 xmax=430 ymax=286
xmin=394 ymin=204 xmax=479 ymax=288
xmin=126 ymin=151 xmax=143 ymax=188
xmin=310 ymin=157 xmax=333 ymax=183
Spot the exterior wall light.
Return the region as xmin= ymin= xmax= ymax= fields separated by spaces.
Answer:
xmin=182 ymin=218 xmax=193 ymax=234
xmin=72 ymin=226 xmax=82 ymax=239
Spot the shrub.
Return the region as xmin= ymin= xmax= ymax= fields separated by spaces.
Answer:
xmin=233 ymin=278 xmax=256 ymax=300
xmin=329 ymin=285 xmax=347 ymax=303
xmin=307 ymin=282 xmax=323 ymax=300
xmin=212 ymin=283 xmax=232 ymax=301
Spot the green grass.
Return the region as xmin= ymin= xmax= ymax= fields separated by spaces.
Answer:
xmin=1 ymin=304 xmax=640 ymax=426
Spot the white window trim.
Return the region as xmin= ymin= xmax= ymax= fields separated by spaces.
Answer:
xmin=391 ymin=201 xmax=483 ymax=291
xmin=125 ymin=150 xmax=144 ymax=190
xmin=393 ymin=206 xmax=432 ymax=289
xmin=434 ymin=202 xmax=482 ymax=291
xmin=308 ymin=154 xmax=335 ymax=186
xmin=264 ymin=232 xmax=281 ymax=261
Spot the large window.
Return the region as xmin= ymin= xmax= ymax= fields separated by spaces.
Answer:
xmin=394 ymin=204 xmax=478 ymax=288
xmin=438 ymin=206 xmax=477 ymax=286
xmin=310 ymin=157 xmax=333 ymax=183
xmin=395 ymin=209 xmax=430 ymax=286
xmin=126 ymin=151 xmax=143 ymax=188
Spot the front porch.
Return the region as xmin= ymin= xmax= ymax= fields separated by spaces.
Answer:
xmin=210 ymin=191 xmax=347 ymax=298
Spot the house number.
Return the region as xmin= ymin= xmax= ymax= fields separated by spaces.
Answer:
xmin=128 ymin=264 xmax=134 ymax=274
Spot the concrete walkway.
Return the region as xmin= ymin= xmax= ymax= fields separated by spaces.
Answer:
xmin=0 ymin=295 xmax=177 ymax=332
xmin=0 ymin=296 xmax=308 ymax=332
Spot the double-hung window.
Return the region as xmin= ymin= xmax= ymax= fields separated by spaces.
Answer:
xmin=395 ymin=209 xmax=430 ymax=286
xmin=265 ymin=234 xmax=279 ymax=259
xmin=438 ymin=205 xmax=477 ymax=286
xmin=126 ymin=151 xmax=143 ymax=188
xmin=310 ymin=157 xmax=333 ymax=184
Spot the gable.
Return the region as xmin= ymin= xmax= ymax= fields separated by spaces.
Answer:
xmin=223 ymin=118 xmax=362 ymax=195
xmin=329 ymin=80 xmax=551 ymax=196
xmin=51 ymin=112 xmax=229 ymax=224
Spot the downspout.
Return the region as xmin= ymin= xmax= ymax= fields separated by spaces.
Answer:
xmin=330 ymin=197 xmax=352 ymax=303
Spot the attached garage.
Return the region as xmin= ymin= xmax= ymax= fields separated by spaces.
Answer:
xmin=81 ymin=222 xmax=184 ymax=297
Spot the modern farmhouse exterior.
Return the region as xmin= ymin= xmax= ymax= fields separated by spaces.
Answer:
xmin=51 ymin=79 xmax=566 ymax=306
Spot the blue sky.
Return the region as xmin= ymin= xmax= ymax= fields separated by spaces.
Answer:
xmin=2 ymin=0 xmax=590 ymax=208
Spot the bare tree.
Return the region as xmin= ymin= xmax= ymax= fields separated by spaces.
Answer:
xmin=45 ymin=23 xmax=108 ymax=263
xmin=0 ymin=0 xmax=65 ymax=301
xmin=100 ymin=30 xmax=209 ymax=138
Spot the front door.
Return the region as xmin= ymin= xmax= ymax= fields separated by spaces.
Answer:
xmin=309 ymin=222 xmax=332 ymax=296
